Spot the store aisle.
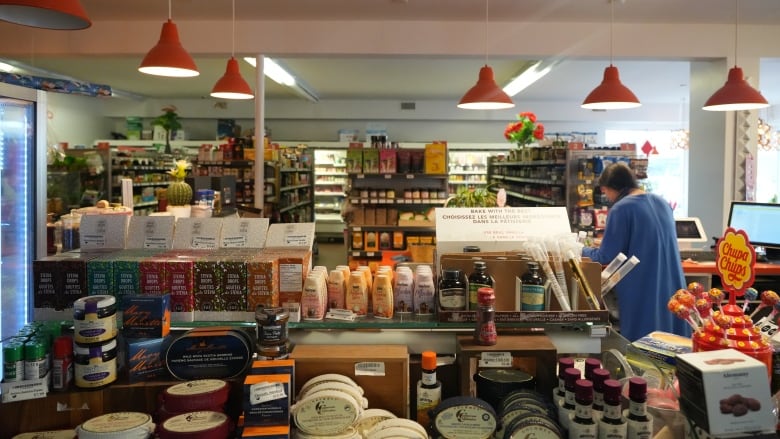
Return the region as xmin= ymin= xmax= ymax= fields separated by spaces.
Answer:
xmin=314 ymin=240 xmax=348 ymax=269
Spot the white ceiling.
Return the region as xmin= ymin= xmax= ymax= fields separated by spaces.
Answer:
xmin=0 ymin=0 xmax=779 ymax=106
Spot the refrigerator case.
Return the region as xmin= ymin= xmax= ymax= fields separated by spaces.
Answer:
xmin=0 ymin=83 xmax=46 ymax=348
xmin=313 ymin=148 xmax=347 ymax=239
xmin=447 ymin=150 xmax=505 ymax=195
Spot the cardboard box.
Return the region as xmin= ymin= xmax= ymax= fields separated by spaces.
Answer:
xmin=424 ymin=142 xmax=447 ymax=174
xmin=122 ymin=294 xmax=171 ymax=338
xmin=164 ymin=255 xmax=196 ymax=322
xmin=362 ymin=148 xmax=379 ymax=174
xmin=240 ymin=424 xmax=290 ymax=439
xmin=346 ymin=148 xmax=363 ymax=174
xmin=246 ymin=254 xmax=280 ymax=312
xmin=676 ymin=349 xmax=775 ymax=437
xmin=379 ymin=149 xmax=397 ymax=174
xmin=630 ymin=330 xmax=692 ymax=367
xmin=262 ymin=248 xmax=312 ymax=315
xmin=290 ymin=344 xmax=409 ymax=418
xmin=457 ymin=334 xmax=558 ymax=398
xmin=125 ymin=335 xmax=173 ymax=383
xmin=87 ymin=255 xmax=114 ymax=296
xmin=243 ymin=374 xmax=291 ymax=426
xmin=139 ymin=256 xmax=168 ymax=296
xmin=437 ymin=253 xmax=606 ymax=324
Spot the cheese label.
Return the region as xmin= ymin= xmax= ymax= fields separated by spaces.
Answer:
xmin=479 ymin=351 xmax=512 ymax=368
xmin=250 ymin=382 xmax=288 ymax=404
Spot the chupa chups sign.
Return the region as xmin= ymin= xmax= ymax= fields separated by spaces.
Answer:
xmin=716 ymin=227 xmax=757 ymax=310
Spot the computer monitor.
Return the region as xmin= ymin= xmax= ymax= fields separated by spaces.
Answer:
xmin=675 ymin=217 xmax=707 ymax=250
xmin=727 ymin=201 xmax=780 ymax=261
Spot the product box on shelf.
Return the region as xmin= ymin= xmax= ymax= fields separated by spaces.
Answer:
xmin=424 ymin=142 xmax=447 ymax=174
xmin=139 ymin=255 xmax=169 ymax=296
xmin=122 ymin=294 xmax=171 ymax=338
xmin=261 ymin=248 xmax=312 ymax=321
xmin=33 ymin=250 xmax=106 ymax=320
xmin=239 ymin=424 xmax=291 ymax=439
xmin=676 ymin=349 xmax=775 ymax=437
xmin=379 ymin=148 xmax=397 ymax=174
xmin=163 ymin=253 xmax=197 ymax=322
xmin=436 ymin=252 xmax=606 ymax=324
xmin=362 ymin=148 xmax=380 ymax=174
xmin=246 ymin=253 xmax=280 ymax=313
xmin=250 ymin=359 xmax=295 ymax=400
xmin=86 ymin=253 xmax=114 ymax=296
xmin=346 ymin=147 xmax=363 ymax=174
xmin=125 ymin=334 xmax=174 ymax=383
xmin=290 ymin=344 xmax=409 ymax=418
xmin=242 ymin=374 xmax=292 ymax=427
xmin=630 ymin=330 xmax=692 ymax=367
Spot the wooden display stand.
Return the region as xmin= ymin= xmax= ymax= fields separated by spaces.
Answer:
xmin=456 ymin=334 xmax=558 ymax=400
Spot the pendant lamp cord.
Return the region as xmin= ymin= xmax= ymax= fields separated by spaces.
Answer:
xmin=231 ymin=0 xmax=236 ymax=57
xmin=167 ymin=0 xmax=172 ymax=20
xmin=733 ymin=0 xmax=739 ymax=68
xmin=484 ymin=0 xmax=489 ymax=65
xmin=609 ymin=0 xmax=614 ymax=65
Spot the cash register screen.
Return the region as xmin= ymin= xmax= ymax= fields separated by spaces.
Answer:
xmin=675 ymin=217 xmax=707 ymax=248
xmin=727 ymin=202 xmax=780 ymax=259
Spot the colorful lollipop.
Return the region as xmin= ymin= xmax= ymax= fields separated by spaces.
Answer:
xmin=674 ymin=289 xmax=695 ymax=308
xmin=749 ymin=290 xmax=780 ymax=320
xmin=708 ymin=288 xmax=725 ymax=310
xmin=688 ymin=282 xmax=704 ymax=297
xmin=672 ymin=303 xmax=699 ymax=331
xmin=742 ymin=287 xmax=759 ymax=312
xmin=695 ymin=298 xmax=712 ymax=324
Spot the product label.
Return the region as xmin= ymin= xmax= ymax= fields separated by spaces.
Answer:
xmin=373 ymin=285 xmax=393 ymax=319
xmin=327 ymin=278 xmax=346 ymax=310
xmin=478 ymin=352 xmax=512 ymax=368
xmin=80 ymin=412 xmax=152 ymax=433
xmin=74 ymin=314 xmax=117 ymax=344
xmin=468 ymin=282 xmax=490 ymax=309
xmin=355 ymin=361 xmax=386 ymax=376
xmin=597 ymin=406 xmax=627 ymax=439
xmin=434 ymin=404 xmax=496 ymax=439
xmin=394 ymin=278 xmax=413 ymax=314
xmin=346 ymin=283 xmax=368 ymax=316
xmin=416 ymin=385 xmax=442 ymax=427
xmin=3 ymin=360 xmax=23 ymax=382
xmin=75 ymin=357 xmax=117 ymax=388
xmin=439 ymin=287 xmax=467 ymax=310
xmin=250 ymin=382 xmax=288 ymax=404
xmin=24 ymin=359 xmax=47 ymax=380
xmin=294 ymin=395 xmax=359 ymax=435
xmin=167 ymin=379 xmax=226 ymax=396
xmin=301 ymin=284 xmax=324 ymax=320
xmin=414 ymin=283 xmax=435 ymax=315
xmin=521 ymin=284 xmax=546 ymax=311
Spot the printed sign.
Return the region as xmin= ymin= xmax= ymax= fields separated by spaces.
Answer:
xmin=716 ymin=227 xmax=756 ymax=300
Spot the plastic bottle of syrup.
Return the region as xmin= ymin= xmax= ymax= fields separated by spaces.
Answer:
xmin=624 ymin=377 xmax=653 ymax=439
xmin=327 ymin=269 xmax=347 ymax=311
xmin=394 ymin=266 xmax=414 ymax=314
xmin=413 ymin=266 xmax=435 ymax=317
xmin=568 ymin=379 xmax=597 ymax=439
xmin=416 ymin=351 xmax=442 ymax=429
xmin=373 ymin=273 xmax=394 ymax=319
xmin=474 ymin=287 xmax=497 ymax=345
xmin=467 ymin=261 xmax=493 ymax=310
xmin=521 ymin=261 xmax=546 ymax=311
xmin=598 ymin=379 xmax=627 ymax=439
xmin=346 ymin=272 xmax=368 ymax=317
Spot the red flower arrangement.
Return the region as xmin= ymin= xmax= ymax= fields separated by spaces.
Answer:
xmin=504 ymin=111 xmax=545 ymax=146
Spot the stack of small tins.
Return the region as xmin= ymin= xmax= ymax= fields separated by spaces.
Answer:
xmin=72 ymin=295 xmax=120 ymax=389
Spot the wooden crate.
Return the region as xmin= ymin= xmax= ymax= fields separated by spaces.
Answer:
xmin=290 ymin=344 xmax=409 ymax=418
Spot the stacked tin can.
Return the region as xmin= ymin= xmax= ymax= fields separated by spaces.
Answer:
xmin=72 ymin=294 xmax=118 ymax=389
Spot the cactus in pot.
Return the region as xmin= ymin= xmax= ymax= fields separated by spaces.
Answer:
xmin=167 ymin=159 xmax=192 ymax=206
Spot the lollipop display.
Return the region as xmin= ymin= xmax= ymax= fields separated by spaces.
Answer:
xmin=748 ymin=290 xmax=779 ymax=320
xmin=742 ymin=287 xmax=759 ymax=312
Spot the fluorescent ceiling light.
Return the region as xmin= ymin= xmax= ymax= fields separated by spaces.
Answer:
xmin=502 ymin=61 xmax=553 ymax=97
xmin=244 ymin=56 xmax=319 ymax=102
xmin=0 ymin=61 xmax=15 ymax=72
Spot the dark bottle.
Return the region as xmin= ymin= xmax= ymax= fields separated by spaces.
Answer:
xmin=554 ymin=357 xmax=576 ymax=409
xmin=474 ymin=287 xmax=497 ymax=345
xmin=467 ymin=261 xmax=493 ymax=310
xmin=584 ymin=357 xmax=602 ymax=381
xmin=624 ymin=377 xmax=653 ymax=439
xmin=591 ymin=368 xmax=611 ymax=412
xmin=598 ymin=379 xmax=627 ymax=439
xmin=569 ymin=379 xmax=597 ymax=439
xmin=438 ymin=268 xmax=467 ymax=311
xmin=557 ymin=367 xmax=581 ymax=434
xmin=521 ymin=261 xmax=546 ymax=311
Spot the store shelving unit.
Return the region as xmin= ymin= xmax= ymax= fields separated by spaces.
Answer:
xmin=447 ymin=150 xmax=505 ymax=195
xmin=487 ymin=147 xmax=568 ymax=208
xmin=313 ymin=148 xmax=348 ymax=240
xmin=345 ymin=172 xmax=448 ymax=266
xmin=263 ymin=150 xmax=314 ymax=223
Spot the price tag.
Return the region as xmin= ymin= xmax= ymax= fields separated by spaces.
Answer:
xmin=756 ymin=316 xmax=779 ymax=338
xmin=357 ymin=174 xmax=365 ymax=179
xmin=366 ymin=252 xmax=375 ymax=257
xmin=478 ymin=352 xmax=513 ymax=368
xmin=384 ymin=174 xmax=392 ymax=179
xmin=143 ymin=237 xmax=169 ymax=249
xmin=355 ymin=361 xmax=386 ymax=376
xmin=406 ymin=174 xmax=414 ymax=179
xmin=191 ymin=236 xmax=217 ymax=249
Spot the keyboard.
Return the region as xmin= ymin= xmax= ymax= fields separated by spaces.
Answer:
xmin=680 ymin=249 xmax=717 ymax=262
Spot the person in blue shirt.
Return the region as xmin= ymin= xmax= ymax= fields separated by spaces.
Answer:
xmin=582 ymin=162 xmax=690 ymax=342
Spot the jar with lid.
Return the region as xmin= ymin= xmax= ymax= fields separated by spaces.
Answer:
xmin=255 ymin=306 xmax=290 ymax=347
xmin=60 ymin=212 xmax=81 ymax=252
xmin=438 ymin=268 xmax=467 ymax=311
xmin=520 ymin=261 xmax=546 ymax=311
xmin=475 ymin=287 xmax=497 ymax=345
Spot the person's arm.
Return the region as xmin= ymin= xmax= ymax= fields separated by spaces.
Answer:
xmin=582 ymin=205 xmax=629 ymax=264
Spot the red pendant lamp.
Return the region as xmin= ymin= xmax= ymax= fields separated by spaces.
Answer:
xmin=0 ymin=0 xmax=90 ymax=30
xmin=581 ymin=0 xmax=640 ymax=110
xmin=139 ymin=0 xmax=199 ymax=78
xmin=457 ymin=0 xmax=514 ymax=110
xmin=211 ymin=0 xmax=253 ymax=100
xmin=703 ymin=0 xmax=768 ymax=111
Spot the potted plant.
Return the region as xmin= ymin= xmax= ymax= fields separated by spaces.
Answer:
xmin=444 ymin=184 xmax=498 ymax=208
xmin=152 ymin=105 xmax=182 ymax=154
xmin=166 ymin=159 xmax=193 ymax=218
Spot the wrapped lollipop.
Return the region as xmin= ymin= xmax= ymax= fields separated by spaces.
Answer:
xmin=742 ymin=287 xmax=759 ymax=312
xmin=674 ymin=289 xmax=696 ymax=309
xmin=708 ymin=288 xmax=725 ymax=311
xmin=688 ymin=282 xmax=705 ymax=297
xmin=695 ymin=297 xmax=713 ymax=327
xmin=749 ymin=290 xmax=780 ymax=320
xmin=715 ymin=312 xmax=734 ymax=341
xmin=672 ymin=303 xmax=700 ymax=332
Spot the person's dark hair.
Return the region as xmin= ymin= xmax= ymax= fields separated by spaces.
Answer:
xmin=598 ymin=162 xmax=639 ymax=191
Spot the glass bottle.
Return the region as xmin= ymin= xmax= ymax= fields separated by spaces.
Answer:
xmin=558 ymin=367 xmax=581 ymax=435
xmin=474 ymin=287 xmax=497 ymax=345
xmin=416 ymin=351 xmax=442 ymax=429
xmin=438 ymin=268 xmax=467 ymax=311
xmin=521 ymin=261 xmax=546 ymax=311
xmin=467 ymin=260 xmax=493 ymax=310
xmin=598 ymin=379 xmax=627 ymax=439
xmin=554 ymin=357 xmax=576 ymax=409
xmin=591 ymin=368 xmax=611 ymax=413
xmin=624 ymin=377 xmax=653 ymax=439
xmin=569 ymin=379 xmax=597 ymax=439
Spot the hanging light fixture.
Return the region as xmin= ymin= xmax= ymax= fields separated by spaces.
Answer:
xmin=0 ymin=0 xmax=90 ymax=30
xmin=703 ymin=0 xmax=768 ymax=111
xmin=581 ymin=0 xmax=640 ymax=110
xmin=457 ymin=0 xmax=514 ymax=110
xmin=138 ymin=0 xmax=199 ymax=78
xmin=211 ymin=0 xmax=253 ymax=99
